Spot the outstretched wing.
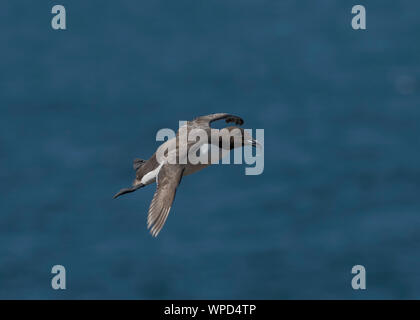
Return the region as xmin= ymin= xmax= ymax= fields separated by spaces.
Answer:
xmin=191 ymin=113 xmax=244 ymax=127
xmin=147 ymin=164 xmax=185 ymax=237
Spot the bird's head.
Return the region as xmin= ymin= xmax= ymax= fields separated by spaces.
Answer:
xmin=223 ymin=127 xmax=262 ymax=149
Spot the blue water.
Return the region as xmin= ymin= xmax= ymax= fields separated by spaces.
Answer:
xmin=0 ymin=0 xmax=419 ymax=299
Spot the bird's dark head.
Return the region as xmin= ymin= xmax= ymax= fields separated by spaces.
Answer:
xmin=221 ymin=127 xmax=262 ymax=149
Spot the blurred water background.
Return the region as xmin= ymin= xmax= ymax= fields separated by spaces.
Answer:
xmin=0 ymin=0 xmax=419 ymax=299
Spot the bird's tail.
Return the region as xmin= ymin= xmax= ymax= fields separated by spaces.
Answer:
xmin=113 ymin=183 xmax=144 ymax=199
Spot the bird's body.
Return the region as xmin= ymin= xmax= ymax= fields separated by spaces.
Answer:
xmin=113 ymin=113 xmax=258 ymax=236
xmin=134 ymin=143 xmax=213 ymax=186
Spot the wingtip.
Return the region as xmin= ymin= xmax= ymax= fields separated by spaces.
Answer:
xmin=226 ymin=115 xmax=244 ymax=126
xmin=150 ymin=228 xmax=160 ymax=237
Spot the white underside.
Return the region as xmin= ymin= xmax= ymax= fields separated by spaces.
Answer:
xmin=141 ymin=142 xmax=231 ymax=184
xmin=140 ymin=162 xmax=164 ymax=185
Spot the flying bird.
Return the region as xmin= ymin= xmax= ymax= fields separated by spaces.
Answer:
xmin=113 ymin=113 xmax=259 ymax=236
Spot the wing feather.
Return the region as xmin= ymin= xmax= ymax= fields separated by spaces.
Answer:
xmin=191 ymin=113 xmax=244 ymax=127
xmin=147 ymin=164 xmax=184 ymax=237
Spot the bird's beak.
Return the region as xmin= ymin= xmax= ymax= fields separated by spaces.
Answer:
xmin=249 ymin=139 xmax=262 ymax=150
